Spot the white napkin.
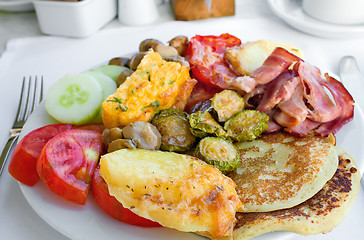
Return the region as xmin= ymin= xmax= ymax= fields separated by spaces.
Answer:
xmin=0 ymin=17 xmax=364 ymax=240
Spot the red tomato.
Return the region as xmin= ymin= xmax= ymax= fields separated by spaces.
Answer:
xmin=91 ymin=165 xmax=162 ymax=227
xmin=8 ymin=123 xmax=73 ymax=186
xmin=37 ymin=129 xmax=103 ymax=205
xmin=73 ymin=123 xmax=105 ymax=132
xmin=185 ymin=33 xmax=241 ymax=89
xmin=184 ymin=82 xmax=220 ymax=113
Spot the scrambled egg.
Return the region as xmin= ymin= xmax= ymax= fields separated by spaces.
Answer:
xmin=99 ymin=149 xmax=242 ymax=239
xmin=102 ymin=51 xmax=194 ymax=129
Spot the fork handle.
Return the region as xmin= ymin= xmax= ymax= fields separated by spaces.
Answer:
xmin=0 ymin=134 xmax=19 ymax=177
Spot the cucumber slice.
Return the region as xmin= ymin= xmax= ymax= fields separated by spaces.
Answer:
xmin=91 ymin=65 xmax=129 ymax=82
xmin=45 ymin=73 xmax=103 ymax=125
xmin=84 ymin=70 xmax=117 ymax=123
xmin=85 ymin=71 xmax=117 ymax=99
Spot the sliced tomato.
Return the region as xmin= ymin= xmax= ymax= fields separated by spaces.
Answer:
xmin=37 ymin=129 xmax=103 ymax=205
xmin=185 ymin=33 xmax=241 ymax=89
xmin=73 ymin=123 xmax=105 ymax=132
xmin=184 ymin=82 xmax=220 ymax=113
xmin=91 ymin=165 xmax=162 ymax=227
xmin=8 ymin=123 xmax=73 ymax=186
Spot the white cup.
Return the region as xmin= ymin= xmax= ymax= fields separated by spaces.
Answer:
xmin=118 ymin=0 xmax=159 ymax=26
xmin=302 ymin=0 xmax=364 ymax=25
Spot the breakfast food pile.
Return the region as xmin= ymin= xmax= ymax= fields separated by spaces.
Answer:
xmin=8 ymin=34 xmax=360 ymax=240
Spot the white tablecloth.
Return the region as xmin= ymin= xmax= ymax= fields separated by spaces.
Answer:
xmin=1 ymin=1 xmax=364 ymax=240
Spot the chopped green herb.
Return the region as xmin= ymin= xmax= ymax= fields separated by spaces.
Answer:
xmin=107 ymin=97 xmax=128 ymax=112
xmin=141 ymin=100 xmax=160 ymax=111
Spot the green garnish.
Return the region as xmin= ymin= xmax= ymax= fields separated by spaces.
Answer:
xmin=107 ymin=97 xmax=128 ymax=112
xmin=141 ymin=100 xmax=160 ymax=111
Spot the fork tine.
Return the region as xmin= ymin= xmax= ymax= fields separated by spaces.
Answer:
xmin=30 ymin=76 xmax=37 ymax=114
xmin=15 ymin=77 xmax=27 ymax=122
xmin=25 ymin=76 xmax=44 ymax=120
xmin=31 ymin=76 xmax=43 ymax=112
xmin=23 ymin=76 xmax=33 ymax=121
xmin=40 ymin=76 xmax=44 ymax=102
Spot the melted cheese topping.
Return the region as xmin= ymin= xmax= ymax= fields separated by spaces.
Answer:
xmin=99 ymin=149 xmax=242 ymax=238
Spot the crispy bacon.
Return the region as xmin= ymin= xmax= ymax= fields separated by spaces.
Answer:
xmin=257 ymin=70 xmax=299 ymax=112
xmin=315 ymin=74 xmax=354 ymax=136
xmin=239 ymin=48 xmax=354 ymax=137
xmin=250 ymin=47 xmax=301 ymax=85
xmin=285 ymin=119 xmax=321 ymax=137
xmin=275 ymin=83 xmax=308 ymax=128
xmin=227 ymin=47 xmax=301 ymax=93
xmin=297 ymin=62 xmax=338 ymax=122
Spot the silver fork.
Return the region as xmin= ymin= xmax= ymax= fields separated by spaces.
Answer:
xmin=0 ymin=76 xmax=44 ymax=177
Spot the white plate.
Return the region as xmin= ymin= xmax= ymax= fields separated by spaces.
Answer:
xmin=0 ymin=0 xmax=34 ymax=12
xmin=18 ymin=95 xmax=364 ymax=239
xmin=267 ymin=0 xmax=364 ymax=39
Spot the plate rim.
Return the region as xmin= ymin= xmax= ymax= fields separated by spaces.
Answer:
xmin=267 ymin=0 xmax=364 ymax=38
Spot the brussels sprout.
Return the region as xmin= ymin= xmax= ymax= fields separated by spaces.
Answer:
xmin=224 ymin=110 xmax=269 ymax=142
xmin=152 ymin=109 xmax=196 ymax=152
xmin=189 ymin=99 xmax=212 ymax=114
xmin=211 ymin=90 xmax=245 ymax=122
xmin=195 ymin=137 xmax=240 ymax=172
xmin=188 ymin=111 xmax=227 ymax=138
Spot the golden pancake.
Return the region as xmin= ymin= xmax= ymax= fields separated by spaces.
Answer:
xmin=228 ymin=132 xmax=338 ymax=212
xmin=230 ymin=146 xmax=360 ymax=239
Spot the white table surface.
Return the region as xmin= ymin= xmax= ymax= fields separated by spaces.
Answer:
xmin=1 ymin=1 xmax=364 ymax=240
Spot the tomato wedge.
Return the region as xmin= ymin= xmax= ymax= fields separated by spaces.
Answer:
xmin=92 ymin=165 xmax=162 ymax=227
xmin=185 ymin=33 xmax=241 ymax=89
xmin=37 ymin=129 xmax=103 ymax=205
xmin=74 ymin=123 xmax=105 ymax=132
xmin=8 ymin=123 xmax=73 ymax=186
xmin=184 ymin=82 xmax=220 ymax=113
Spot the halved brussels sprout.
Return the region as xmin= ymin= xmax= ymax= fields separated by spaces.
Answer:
xmin=211 ymin=90 xmax=245 ymax=122
xmin=188 ymin=111 xmax=227 ymax=138
xmin=152 ymin=109 xmax=196 ymax=152
xmin=224 ymin=110 xmax=269 ymax=142
xmin=195 ymin=137 xmax=240 ymax=172
xmin=189 ymin=99 xmax=212 ymax=114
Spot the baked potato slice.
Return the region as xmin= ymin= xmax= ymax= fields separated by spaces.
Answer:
xmin=99 ymin=149 xmax=242 ymax=239
xmin=225 ymin=40 xmax=303 ymax=76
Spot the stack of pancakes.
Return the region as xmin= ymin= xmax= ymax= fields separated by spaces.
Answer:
xmin=225 ymin=132 xmax=360 ymax=239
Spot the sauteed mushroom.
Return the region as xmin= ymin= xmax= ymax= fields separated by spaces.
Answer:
xmin=122 ymin=121 xmax=162 ymax=150
xmin=139 ymin=38 xmax=162 ymax=52
xmin=108 ymin=139 xmax=136 ymax=152
xmin=152 ymin=43 xmax=179 ymax=58
xmin=168 ymin=35 xmax=189 ymax=56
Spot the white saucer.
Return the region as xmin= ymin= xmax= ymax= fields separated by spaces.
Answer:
xmin=267 ymin=0 xmax=364 ymax=39
xmin=0 ymin=0 xmax=34 ymax=12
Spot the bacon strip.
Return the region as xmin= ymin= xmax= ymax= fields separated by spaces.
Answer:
xmin=250 ymin=47 xmax=301 ymax=85
xmin=228 ymin=47 xmax=301 ymax=93
xmin=257 ymin=70 xmax=299 ymax=112
xmin=297 ymin=62 xmax=338 ymax=122
xmin=239 ymin=48 xmax=354 ymax=137
xmin=285 ymin=119 xmax=321 ymax=137
xmin=315 ymin=74 xmax=354 ymax=136
xmin=274 ymin=83 xmax=308 ymax=128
